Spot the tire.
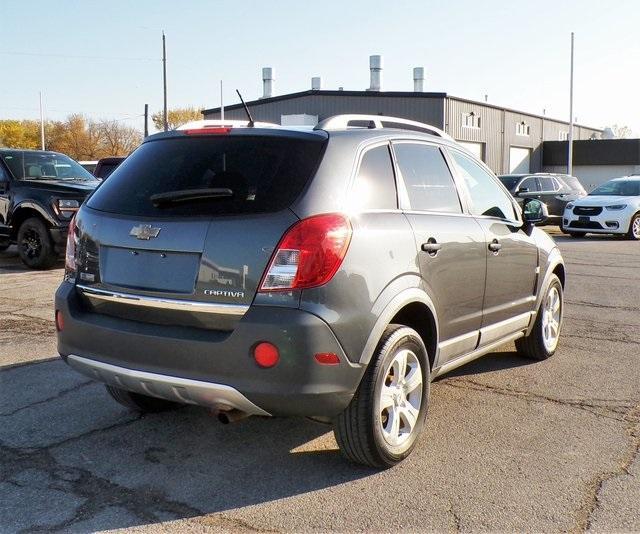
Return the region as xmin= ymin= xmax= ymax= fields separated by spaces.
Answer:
xmin=16 ymin=217 xmax=57 ymax=269
xmin=516 ymin=274 xmax=563 ymax=361
xmin=105 ymin=385 xmax=181 ymax=413
xmin=0 ymin=242 xmax=9 ymax=252
xmin=626 ymin=213 xmax=640 ymax=240
xmin=568 ymin=232 xmax=586 ymax=238
xmin=333 ymin=325 xmax=430 ymax=468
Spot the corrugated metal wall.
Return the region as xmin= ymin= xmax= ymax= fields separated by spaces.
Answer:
xmin=205 ymin=94 xmax=445 ymax=129
xmin=447 ymin=97 xmax=601 ymax=174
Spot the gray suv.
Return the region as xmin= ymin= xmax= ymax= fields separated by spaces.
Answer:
xmin=55 ymin=115 xmax=565 ymax=468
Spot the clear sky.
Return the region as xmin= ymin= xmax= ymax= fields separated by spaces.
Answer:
xmin=2 ymin=0 xmax=639 ymax=134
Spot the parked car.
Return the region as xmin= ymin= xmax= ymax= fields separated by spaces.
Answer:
xmin=56 ymin=115 xmax=565 ymax=468
xmin=562 ymin=175 xmax=640 ymax=239
xmin=0 ymin=149 xmax=99 ymax=268
xmin=93 ymin=156 xmax=126 ymax=180
xmin=498 ymin=173 xmax=587 ymax=226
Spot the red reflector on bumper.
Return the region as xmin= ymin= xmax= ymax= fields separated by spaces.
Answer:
xmin=55 ymin=310 xmax=64 ymax=332
xmin=314 ymin=352 xmax=340 ymax=365
xmin=254 ymin=342 xmax=279 ymax=368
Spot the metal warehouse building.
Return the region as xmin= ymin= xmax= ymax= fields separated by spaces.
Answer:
xmin=203 ymin=59 xmax=602 ymax=176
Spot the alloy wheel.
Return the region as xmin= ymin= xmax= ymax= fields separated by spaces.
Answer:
xmin=542 ymin=286 xmax=562 ymax=352
xmin=379 ymin=349 xmax=423 ymax=447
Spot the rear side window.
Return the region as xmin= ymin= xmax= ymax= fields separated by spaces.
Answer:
xmin=87 ymin=135 xmax=327 ymax=217
xmin=351 ymin=145 xmax=397 ymax=210
xmin=538 ymin=177 xmax=558 ymax=191
xmin=394 ymin=143 xmax=462 ymax=213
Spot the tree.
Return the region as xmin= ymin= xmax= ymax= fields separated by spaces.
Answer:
xmin=98 ymin=120 xmax=142 ymax=156
xmin=0 ymin=120 xmax=41 ymax=149
xmin=151 ymin=107 xmax=202 ymax=130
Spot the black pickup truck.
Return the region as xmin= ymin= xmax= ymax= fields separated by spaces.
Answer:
xmin=0 ymin=149 xmax=99 ymax=269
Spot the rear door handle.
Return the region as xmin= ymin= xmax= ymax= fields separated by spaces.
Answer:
xmin=421 ymin=240 xmax=442 ymax=255
xmin=488 ymin=239 xmax=502 ymax=253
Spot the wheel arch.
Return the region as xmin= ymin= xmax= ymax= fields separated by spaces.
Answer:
xmin=358 ymin=287 xmax=439 ymax=368
xmin=10 ymin=203 xmax=56 ymax=238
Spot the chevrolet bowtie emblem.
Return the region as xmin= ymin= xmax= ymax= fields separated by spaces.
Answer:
xmin=130 ymin=224 xmax=161 ymax=240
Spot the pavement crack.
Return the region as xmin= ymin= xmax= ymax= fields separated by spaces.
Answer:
xmin=574 ymin=405 xmax=640 ymax=532
xmin=444 ymin=378 xmax=634 ymax=423
xmin=0 ymin=380 xmax=94 ymax=417
xmin=565 ymin=299 xmax=640 ymax=313
xmin=447 ymin=500 xmax=462 ymax=533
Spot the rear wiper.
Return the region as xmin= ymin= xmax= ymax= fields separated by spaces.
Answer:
xmin=150 ymin=188 xmax=233 ymax=207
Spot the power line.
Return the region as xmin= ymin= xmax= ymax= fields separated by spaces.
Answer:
xmin=0 ymin=106 xmax=143 ymax=116
xmin=0 ymin=51 xmax=159 ymax=62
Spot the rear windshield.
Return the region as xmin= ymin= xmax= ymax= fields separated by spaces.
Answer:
xmin=87 ymin=135 xmax=326 ymax=217
xmin=561 ymin=175 xmax=586 ymax=193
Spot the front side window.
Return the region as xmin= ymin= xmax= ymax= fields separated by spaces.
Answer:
xmin=394 ymin=143 xmax=462 ymax=213
xmin=519 ymin=177 xmax=539 ymax=192
xmin=351 ymin=145 xmax=397 ymax=210
xmin=450 ymin=150 xmax=516 ymax=220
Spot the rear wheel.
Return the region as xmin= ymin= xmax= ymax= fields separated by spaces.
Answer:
xmin=17 ymin=217 xmax=57 ymax=269
xmin=333 ymin=325 xmax=430 ymax=468
xmin=626 ymin=213 xmax=640 ymax=240
xmin=105 ymin=385 xmax=181 ymax=413
xmin=516 ymin=274 xmax=563 ymax=360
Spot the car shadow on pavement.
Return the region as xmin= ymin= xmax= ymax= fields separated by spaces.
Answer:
xmin=0 ymin=359 xmax=377 ymax=532
xmin=440 ymin=350 xmax=537 ymax=379
xmin=0 ymin=247 xmax=63 ymax=273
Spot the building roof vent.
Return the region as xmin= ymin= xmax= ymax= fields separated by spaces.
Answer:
xmin=367 ymin=55 xmax=383 ymax=92
xmin=413 ymin=67 xmax=425 ymax=92
xmin=261 ymin=67 xmax=274 ymax=99
xmin=311 ymin=76 xmax=322 ymax=90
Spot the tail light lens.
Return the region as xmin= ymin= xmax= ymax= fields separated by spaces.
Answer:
xmin=260 ymin=213 xmax=352 ymax=291
xmin=64 ymin=215 xmax=78 ymax=279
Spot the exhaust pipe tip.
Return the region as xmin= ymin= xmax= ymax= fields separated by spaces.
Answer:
xmin=214 ymin=407 xmax=250 ymax=424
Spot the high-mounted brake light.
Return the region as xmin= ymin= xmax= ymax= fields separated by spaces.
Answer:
xmin=64 ymin=215 xmax=77 ymax=276
xmin=183 ymin=127 xmax=232 ymax=135
xmin=260 ymin=213 xmax=352 ymax=291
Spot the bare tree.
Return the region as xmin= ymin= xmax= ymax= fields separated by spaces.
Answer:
xmin=611 ymin=124 xmax=633 ymax=139
xmin=98 ymin=120 xmax=142 ymax=156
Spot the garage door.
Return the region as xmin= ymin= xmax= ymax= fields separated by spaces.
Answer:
xmin=457 ymin=141 xmax=484 ymax=161
xmin=509 ymin=147 xmax=531 ymax=173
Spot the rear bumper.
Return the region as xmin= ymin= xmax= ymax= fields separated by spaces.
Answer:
xmin=55 ymin=282 xmax=365 ymax=417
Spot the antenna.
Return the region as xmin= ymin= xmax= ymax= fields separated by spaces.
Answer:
xmin=235 ymin=89 xmax=254 ymax=127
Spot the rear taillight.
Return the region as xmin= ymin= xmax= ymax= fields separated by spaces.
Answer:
xmin=64 ymin=215 xmax=77 ymax=278
xmin=260 ymin=213 xmax=352 ymax=291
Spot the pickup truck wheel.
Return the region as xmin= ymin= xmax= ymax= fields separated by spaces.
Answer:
xmin=333 ymin=325 xmax=430 ymax=468
xmin=17 ymin=217 xmax=57 ymax=269
xmin=105 ymin=385 xmax=181 ymax=413
xmin=516 ymin=274 xmax=563 ymax=360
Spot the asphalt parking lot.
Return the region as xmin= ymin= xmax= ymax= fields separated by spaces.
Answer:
xmin=1 ymin=230 xmax=639 ymax=533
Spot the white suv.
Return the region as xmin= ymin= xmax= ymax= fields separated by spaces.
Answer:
xmin=563 ymin=176 xmax=640 ymax=239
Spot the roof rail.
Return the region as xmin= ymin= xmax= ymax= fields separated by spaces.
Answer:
xmin=314 ymin=114 xmax=454 ymax=141
xmin=177 ymin=119 xmax=278 ymax=130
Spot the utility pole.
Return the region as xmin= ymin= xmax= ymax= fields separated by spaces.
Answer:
xmin=144 ymin=103 xmax=149 ymax=137
xmin=162 ymin=31 xmax=168 ymax=131
xmin=220 ymin=80 xmax=224 ymax=121
xmin=39 ymin=91 xmax=45 ymax=150
xmin=568 ymin=32 xmax=575 ymax=176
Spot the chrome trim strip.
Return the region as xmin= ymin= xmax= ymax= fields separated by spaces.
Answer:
xmin=478 ymin=311 xmax=533 ymax=346
xmin=66 ymin=354 xmax=270 ymax=416
xmin=76 ymin=285 xmax=249 ymax=316
xmin=432 ymin=331 xmax=525 ymax=379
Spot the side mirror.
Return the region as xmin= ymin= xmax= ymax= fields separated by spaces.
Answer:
xmin=523 ymin=198 xmax=548 ymax=225
xmin=516 ymin=187 xmax=530 ymax=196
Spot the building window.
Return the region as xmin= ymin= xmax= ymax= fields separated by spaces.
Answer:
xmin=462 ymin=112 xmax=481 ymax=129
xmin=516 ymin=121 xmax=530 ymax=136
xmin=559 ymin=131 xmax=569 ymax=141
